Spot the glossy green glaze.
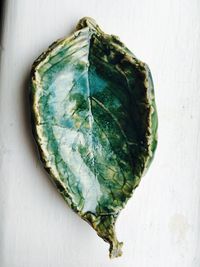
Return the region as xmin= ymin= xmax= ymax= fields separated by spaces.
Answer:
xmin=30 ymin=17 xmax=158 ymax=258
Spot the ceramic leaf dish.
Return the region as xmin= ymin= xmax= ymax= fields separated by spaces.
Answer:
xmin=30 ymin=17 xmax=158 ymax=258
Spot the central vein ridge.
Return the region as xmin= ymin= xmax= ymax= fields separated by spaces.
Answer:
xmin=85 ymin=29 xmax=99 ymax=200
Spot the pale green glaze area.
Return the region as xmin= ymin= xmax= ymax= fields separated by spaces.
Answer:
xmin=30 ymin=17 xmax=158 ymax=258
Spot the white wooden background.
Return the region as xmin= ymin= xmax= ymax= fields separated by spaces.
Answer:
xmin=0 ymin=0 xmax=200 ymax=266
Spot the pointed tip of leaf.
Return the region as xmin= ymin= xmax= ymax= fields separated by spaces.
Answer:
xmin=83 ymin=213 xmax=123 ymax=258
xmin=109 ymin=240 xmax=123 ymax=259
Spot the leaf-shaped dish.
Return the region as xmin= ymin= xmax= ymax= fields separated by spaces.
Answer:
xmin=30 ymin=17 xmax=158 ymax=258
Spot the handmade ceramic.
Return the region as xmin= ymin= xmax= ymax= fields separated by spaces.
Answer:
xmin=30 ymin=17 xmax=158 ymax=258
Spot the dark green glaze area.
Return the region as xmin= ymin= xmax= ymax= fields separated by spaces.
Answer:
xmin=30 ymin=17 xmax=158 ymax=258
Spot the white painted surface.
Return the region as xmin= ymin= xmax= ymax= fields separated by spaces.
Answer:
xmin=0 ymin=0 xmax=200 ymax=266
